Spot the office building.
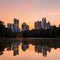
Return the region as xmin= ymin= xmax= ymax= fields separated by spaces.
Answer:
xmin=46 ymin=22 xmax=50 ymax=29
xmin=14 ymin=18 xmax=19 ymax=32
xmin=7 ymin=23 xmax=14 ymax=31
xmin=22 ymin=23 xmax=29 ymax=31
xmin=7 ymin=18 xmax=20 ymax=32
xmin=42 ymin=18 xmax=47 ymax=29
xmin=35 ymin=21 xmax=42 ymax=30
xmin=34 ymin=17 xmax=51 ymax=29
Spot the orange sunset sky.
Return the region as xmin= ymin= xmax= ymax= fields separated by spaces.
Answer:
xmin=0 ymin=0 xmax=60 ymax=29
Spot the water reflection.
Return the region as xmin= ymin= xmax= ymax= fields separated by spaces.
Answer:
xmin=22 ymin=42 xmax=29 ymax=51
xmin=0 ymin=38 xmax=60 ymax=57
xmin=7 ymin=41 xmax=20 ymax=56
xmin=35 ymin=45 xmax=51 ymax=56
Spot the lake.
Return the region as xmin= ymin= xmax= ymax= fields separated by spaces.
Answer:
xmin=0 ymin=38 xmax=60 ymax=60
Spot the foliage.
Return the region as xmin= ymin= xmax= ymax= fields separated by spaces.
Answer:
xmin=22 ymin=25 xmax=60 ymax=38
xmin=0 ymin=20 xmax=17 ymax=37
xmin=0 ymin=20 xmax=60 ymax=38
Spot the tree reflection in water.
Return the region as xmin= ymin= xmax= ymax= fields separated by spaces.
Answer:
xmin=0 ymin=38 xmax=60 ymax=57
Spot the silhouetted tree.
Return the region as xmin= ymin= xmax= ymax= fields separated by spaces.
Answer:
xmin=22 ymin=25 xmax=60 ymax=38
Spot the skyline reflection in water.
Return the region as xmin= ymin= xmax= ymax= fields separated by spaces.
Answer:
xmin=0 ymin=38 xmax=60 ymax=60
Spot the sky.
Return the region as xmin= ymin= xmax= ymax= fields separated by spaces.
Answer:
xmin=0 ymin=0 xmax=60 ymax=29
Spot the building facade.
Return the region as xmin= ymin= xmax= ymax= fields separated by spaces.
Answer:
xmin=35 ymin=21 xmax=42 ymax=30
xmin=34 ymin=17 xmax=51 ymax=30
xmin=42 ymin=18 xmax=47 ymax=29
xmin=13 ymin=18 xmax=19 ymax=32
xmin=22 ymin=23 xmax=29 ymax=31
xmin=46 ymin=22 xmax=50 ymax=29
xmin=7 ymin=23 xmax=14 ymax=31
xmin=7 ymin=18 xmax=20 ymax=32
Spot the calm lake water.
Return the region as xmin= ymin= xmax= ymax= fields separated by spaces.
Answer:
xmin=0 ymin=38 xmax=60 ymax=60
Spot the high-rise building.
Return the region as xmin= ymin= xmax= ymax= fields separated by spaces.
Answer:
xmin=7 ymin=23 xmax=14 ymax=31
xmin=42 ymin=17 xmax=51 ymax=29
xmin=42 ymin=18 xmax=47 ymax=29
xmin=14 ymin=18 xmax=19 ymax=32
xmin=46 ymin=22 xmax=50 ymax=29
xmin=35 ymin=21 xmax=42 ymax=30
xmin=22 ymin=23 xmax=29 ymax=31
xmin=34 ymin=18 xmax=51 ymax=29
xmin=7 ymin=18 xmax=20 ymax=32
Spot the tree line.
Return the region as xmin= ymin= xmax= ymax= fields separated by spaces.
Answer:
xmin=0 ymin=20 xmax=60 ymax=38
xmin=0 ymin=20 xmax=18 ymax=37
xmin=22 ymin=25 xmax=60 ymax=38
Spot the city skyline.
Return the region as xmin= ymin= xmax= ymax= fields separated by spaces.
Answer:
xmin=7 ymin=18 xmax=20 ymax=32
xmin=35 ymin=18 xmax=51 ymax=30
xmin=7 ymin=17 xmax=51 ymax=31
xmin=0 ymin=0 xmax=60 ymax=29
xmin=1 ymin=17 xmax=60 ymax=30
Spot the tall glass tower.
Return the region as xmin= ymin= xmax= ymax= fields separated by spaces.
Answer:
xmin=42 ymin=18 xmax=47 ymax=29
xmin=14 ymin=18 xmax=19 ymax=32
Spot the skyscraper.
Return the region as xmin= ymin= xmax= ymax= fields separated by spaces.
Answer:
xmin=14 ymin=18 xmax=19 ymax=32
xmin=35 ymin=21 xmax=42 ymax=30
xmin=34 ymin=17 xmax=51 ymax=29
xmin=42 ymin=17 xmax=47 ymax=29
xmin=46 ymin=22 xmax=50 ymax=29
xmin=22 ymin=23 xmax=29 ymax=31
xmin=7 ymin=23 xmax=14 ymax=31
